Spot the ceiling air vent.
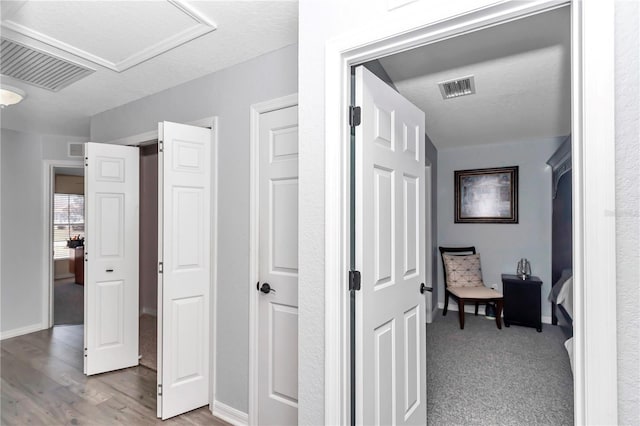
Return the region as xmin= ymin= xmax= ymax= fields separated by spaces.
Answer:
xmin=68 ymin=143 xmax=84 ymax=158
xmin=0 ymin=38 xmax=94 ymax=92
xmin=438 ymin=76 xmax=476 ymax=99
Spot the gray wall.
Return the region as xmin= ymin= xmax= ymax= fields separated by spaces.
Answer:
xmin=90 ymin=44 xmax=298 ymax=413
xmin=614 ymin=1 xmax=639 ymax=423
xmin=437 ymin=137 xmax=562 ymax=320
xmin=1 ymin=129 xmax=86 ymax=336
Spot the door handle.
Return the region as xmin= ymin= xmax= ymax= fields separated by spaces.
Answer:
xmin=257 ymin=282 xmax=276 ymax=294
xmin=106 ymin=269 xmax=114 ymax=273
xmin=420 ymin=283 xmax=432 ymax=294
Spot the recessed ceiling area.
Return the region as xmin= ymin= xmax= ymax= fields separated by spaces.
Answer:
xmin=0 ymin=1 xmax=298 ymax=136
xmin=374 ymin=6 xmax=571 ymax=149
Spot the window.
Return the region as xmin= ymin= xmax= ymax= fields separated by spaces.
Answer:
xmin=53 ymin=193 xmax=85 ymax=259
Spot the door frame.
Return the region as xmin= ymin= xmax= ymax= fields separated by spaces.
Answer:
xmin=44 ymin=159 xmax=85 ymax=328
xmin=248 ymin=93 xmax=298 ymax=425
xmin=325 ymin=1 xmax=616 ymax=425
xmin=424 ymin=163 xmax=433 ymax=324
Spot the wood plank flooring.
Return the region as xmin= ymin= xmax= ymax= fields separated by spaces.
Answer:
xmin=1 ymin=325 xmax=229 ymax=426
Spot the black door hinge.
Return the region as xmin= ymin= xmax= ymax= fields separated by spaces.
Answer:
xmin=349 ymin=106 xmax=361 ymax=127
xmin=349 ymin=270 xmax=361 ymax=291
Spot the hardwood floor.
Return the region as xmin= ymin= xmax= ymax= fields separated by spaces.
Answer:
xmin=1 ymin=325 xmax=228 ymax=425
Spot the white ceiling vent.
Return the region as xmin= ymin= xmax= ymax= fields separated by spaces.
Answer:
xmin=68 ymin=142 xmax=85 ymax=158
xmin=438 ymin=76 xmax=476 ymax=99
xmin=0 ymin=38 xmax=94 ymax=92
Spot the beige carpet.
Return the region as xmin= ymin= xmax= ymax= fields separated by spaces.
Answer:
xmin=139 ymin=314 xmax=157 ymax=371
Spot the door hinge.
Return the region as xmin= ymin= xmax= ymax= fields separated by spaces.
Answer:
xmin=349 ymin=270 xmax=361 ymax=291
xmin=84 ymin=347 xmax=87 ymax=358
xmin=349 ymin=106 xmax=361 ymax=127
xmin=158 ymin=262 xmax=163 ymax=274
xmin=158 ymin=140 xmax=163 ymax=153
xmin=157 ymin=384 xmax=162 ymax=396
xmin=84 ymin=156 xmax=88 ymax=167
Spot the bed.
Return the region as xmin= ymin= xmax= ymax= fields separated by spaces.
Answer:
xmin=549 ymin=270 xmax=574 ymax=372
xmin=547 ymin=136 xmax=574 ymax=372
xmin=550 ymin=269 xmax=573 ymax=338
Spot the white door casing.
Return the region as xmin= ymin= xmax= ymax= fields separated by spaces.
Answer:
xmin=355 ymin=66 xmax=427 ymax=425
xmin=425 ymin=165 xmax=433 ymax=324
xmin=256 ymin=104 xmax=299 ymax=425
xmin=158 ymin=121 xmax=212 ymax=419
xmin=84 ymin=142 xmax=139 ymax=375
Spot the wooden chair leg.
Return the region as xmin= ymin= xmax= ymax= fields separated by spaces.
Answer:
xmin=458 ymin=300 xmax=465 ymax=329
xmin=443 ymin=294 xmax=449 ymax=316
xmin=495 ymin=299 xmax=503 ymax=329
xmin=474 ymin=302 xmax=479 ymax=316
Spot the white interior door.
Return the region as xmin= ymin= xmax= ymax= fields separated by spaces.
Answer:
xmin=257 ymin=104 xmax=299 ymax=425
xmin=84 ymin=142 xmax=139 ymax=376
xmin=158 ymin=121 xmax=211 ymax=420
xmin=355 ymin=66 xmax=427 ymax=425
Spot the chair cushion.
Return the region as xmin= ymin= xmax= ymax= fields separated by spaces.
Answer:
xmin=442 ymin=253 xmax=484 ymax=288
xmin=449 ymin=286 xmax=502 ymax=299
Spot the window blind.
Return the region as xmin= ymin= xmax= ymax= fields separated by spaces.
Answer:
xmin=53 ymin=193 xmax=85 ymax=259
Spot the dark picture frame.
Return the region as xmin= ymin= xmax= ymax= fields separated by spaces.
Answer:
xmin=454 ymin=166 xmax=519 ymax=223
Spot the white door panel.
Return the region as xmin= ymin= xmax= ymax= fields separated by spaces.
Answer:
xmin=84 ymin=142 xmax=139 ymax=376
xmin=158 ymin=122 xmax=212 ymax=420
xmin=257 ymin=105 xmax=299 ymax=425
xmin=355 ymin=66 xmax=427 ymax=425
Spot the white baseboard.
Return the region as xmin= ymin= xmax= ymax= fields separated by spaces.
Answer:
xmin=1 ymin=323 xmax=44 ymax=340
xmin=437 ymin=302 xmax=553 ymax=325
xmin=141 ymin=307 xmax=157 ymax=316
xmin=210 ymin=400 xmax=248 ymax=426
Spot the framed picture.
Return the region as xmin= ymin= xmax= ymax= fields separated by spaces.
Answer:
xmin=455 ymin=166 xmax=519 ymax=223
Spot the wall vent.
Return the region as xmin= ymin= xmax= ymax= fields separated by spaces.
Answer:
xmin=68 ymin=142 xmax=84 ymax=158
xmin=438 ymin=76 xmax=476 ymax=99
xmin=0 ymin=38 xmax=94 ymax=92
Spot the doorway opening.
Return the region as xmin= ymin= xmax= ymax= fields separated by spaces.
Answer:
xmin=138 ymin=143 xmax=159 ymax=372
xmin=351 ymin=4 xmax=574 ymax=425
xmin=52 ymin=166 xmax=85 ymax=327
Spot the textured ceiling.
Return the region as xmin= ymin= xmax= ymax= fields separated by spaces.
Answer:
xmin=377 ymin=6 xmax=571 ymax=149
xmin=0 ymin=1 xmax=298 ymax=136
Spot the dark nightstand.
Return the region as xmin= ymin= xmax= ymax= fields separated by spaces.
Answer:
xmin=501 ymin=274 xmax=543 ymax=332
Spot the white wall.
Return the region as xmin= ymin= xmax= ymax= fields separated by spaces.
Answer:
xmin=90 ymin=44 xmax=298 ymax=414
xmin=436 ymin=138 xmax=563 ymax=320
xmin=0 ymin=129 xmax=86 ymax=337
xmin=614 ymin=1 xmax=639 ymax=423
xmin=299 ymin=0 xmax=638 ymax=423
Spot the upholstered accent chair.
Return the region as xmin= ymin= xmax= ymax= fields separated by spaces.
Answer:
xmin=439 ymin=246 xmax=504 ymax=330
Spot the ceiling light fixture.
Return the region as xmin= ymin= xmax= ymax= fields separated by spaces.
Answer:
xmin=0 ymin=85 xmax=26 ymax=108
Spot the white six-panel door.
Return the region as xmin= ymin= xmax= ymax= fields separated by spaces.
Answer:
xmin=257 ymin=104 xmax=299 ymax=425
xmin=355 ymin=66 xmax=427 ymax=425
xmin=84 ymin=142 xmax=139 ymax=375
xmin=158 ymin=122 xmax=212 ymax=419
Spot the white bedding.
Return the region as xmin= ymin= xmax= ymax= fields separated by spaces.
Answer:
xmin=552 ymin=274 xmax=574 ymax=373
xmin=556 ymin=276 xmax=574 ymax=320
xmin=564 ymin=337 xmax=574 ymax=374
